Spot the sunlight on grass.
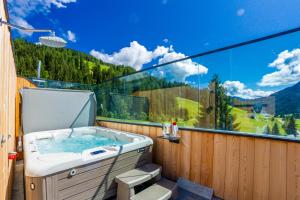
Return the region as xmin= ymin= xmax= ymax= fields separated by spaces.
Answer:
xmin=99 ymin=97 xmax=300 ymax=136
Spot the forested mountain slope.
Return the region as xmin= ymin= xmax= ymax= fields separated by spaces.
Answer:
xmin=271 ymin=81 xmax=300 ymax=117
xmin=13 ymin=39 xmax=135 ymax=84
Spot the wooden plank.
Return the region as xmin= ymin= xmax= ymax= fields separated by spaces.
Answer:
xmin=114 ymin=122 xmax=122 ymax=131
xmin=200 ymin=133 xmax=214 ymax=187
xmin=120 ymin=123 xmax=127 ymax=132
xmin=253 ymin=138 xmax=270 ymax=200
xmin=125 ymin=124 xmax=131 ymax=132
xmin=224 ymin=135 xmax=240 ymax=200
xmin=149 ymin=127 xmax=157 ymax=139
xmin=149 ymin=127 xmax=158 ymax=163
xmin=287 ymin=142 xmax=300 ymax=200
xmin=0 ymin=2 xmax=18 ymax=199
xmin=190 ymin=131 xmax=202 ymax=183
xmin=142 ymin=126 xmax=150 ymax=136
xmin=25 ymin=177 xmax=46 ymax=200
xmin=96 ymin=122 xmax=300 ymax=200
xmin=162 ymin=139 xmax=172 ymax=178
xmin=238 ymin=137 xmax=255 ymax=200
xmin=155 ymin=137 xmax=164 ymax=167
xmin=179 ymin=130 xmax=191 ymax=179
xmin=212 ymin=134 xmax=227 ymax=198
xmin=269 ymin=141 xmax=287 ymax=200
xmin=131 ymin=124 xmax=137 ymax=133
xmin=169 ymin=142 xmax=179 ymax=181
xmin=136 ymin=125 xmax=144 ymax=135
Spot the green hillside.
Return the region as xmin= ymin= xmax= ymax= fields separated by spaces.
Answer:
xmin=176 ymin=97 xmax=299 ymax=135
xmin=13 ymin=39 xmax=135 ymax=84
xmin=176 ymin=97 xmax=200 ymax=126
xmin=98 ymin=96 xmax=300 ymax=135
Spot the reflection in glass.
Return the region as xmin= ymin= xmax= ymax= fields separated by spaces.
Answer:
xmin=28 ymin=31 xmax=300 ymax=138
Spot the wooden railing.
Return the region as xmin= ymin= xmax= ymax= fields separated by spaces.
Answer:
xmin=0 ymin=0 xmax=17 ymax=199
xmin=98 ymin=120 xmax=300 ymax=200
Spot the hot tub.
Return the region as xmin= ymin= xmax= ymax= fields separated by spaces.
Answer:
xmin=24 ymin=126 xmax=153 ymax=200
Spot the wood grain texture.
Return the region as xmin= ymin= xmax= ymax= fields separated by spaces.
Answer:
xmin=178 ymin=130 xmax=191 ymax=179
xmin=200 ymin=133 xmax=214 ymax=187
xmin=269 ymin=141 xmax=287 ymax=200
xmin=162 ymin=138 xmax=172 ymax=178
xmin=287 ymin=142 xmax=300 ymax=200
xmin=253 ymin=139 xmax=270 ymax=200
xmin=0 ymin=1 xmax=17 ymax=199
xmin=169 ymin=142 xmax=179 ymax=181
xmin=224 ymin=135 xmax=240 ymax=200
xmin=212 ymin=134 xmax=227 ymax=197
xmin=238 ymin=137 xmax=254 ymax=200
xmin=98 ymin=121 xmax=300 ymax=200
xmin=155 ymin=137 xmax=164 ymax=167
xmin=190 ymin=131 xmax=202 ymax=183
xmin=15 ymin=77 xmax=36 ymax=160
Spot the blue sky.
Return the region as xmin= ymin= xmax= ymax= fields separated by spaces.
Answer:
xmin=7 ymin=0 xmax=300 ymax=99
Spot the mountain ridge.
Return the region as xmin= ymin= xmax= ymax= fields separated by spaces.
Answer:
xmin=232 ymin=81 xmax=300 ymax=116
xmin=270 ymin=81 xmax=300 ymax=116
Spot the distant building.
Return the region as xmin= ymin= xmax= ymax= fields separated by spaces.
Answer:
xmin=232 ymin=96 xmax=276 ymax=115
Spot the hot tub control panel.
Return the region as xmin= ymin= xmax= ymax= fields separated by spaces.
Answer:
xmin=90 ymin=149 xmax=106 ymax=155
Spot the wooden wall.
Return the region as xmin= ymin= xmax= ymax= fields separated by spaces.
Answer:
xmin=15 ymin=77 xmax=36 ymax=160
xmin=98 ymin=121 xmax=300 ymax=200
xmin=0 ymin=0 xmax=17 ymax=199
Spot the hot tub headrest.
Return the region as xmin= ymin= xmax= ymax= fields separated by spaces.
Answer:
xmin=21 ymin=88 xmax=96 ymax=134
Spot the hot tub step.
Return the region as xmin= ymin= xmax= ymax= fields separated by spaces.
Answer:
xmin=115 ymin=163 xmax=161 ymax=188
xmin=130 ymin=178 xmax=176 ymax=200
xmin=115 ymin=163 xmax=161 ymax=200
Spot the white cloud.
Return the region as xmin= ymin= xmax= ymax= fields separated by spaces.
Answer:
xmin=90 ymin=41 xmax=171 ymax=71
xmin=237 ymin=8 xmax=245 ymax=16
xmin=67 ymin=30 xmax=76 ymax=42
xmin=8 ymin=0 xmax=76 ymax=36
xmin=223 ymin=81 xmax=274 ymax=99
xmin=51 ymin=0 xmax=77 ymax=8
xmin=154 ymin=51 xmax=208 ymax=82
xmin=10 ymin=16 xmax=34 ymax=36
xmin=90 ymin=41 xmax=208 ymax=82
xmin=258 ymin=49 xmax=300 ymax=87
xmin=90 ymin=41 xmax=208 ymax=81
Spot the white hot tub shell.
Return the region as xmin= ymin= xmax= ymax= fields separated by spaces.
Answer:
xmin=24 ymin=126 xmax=153 ymax=200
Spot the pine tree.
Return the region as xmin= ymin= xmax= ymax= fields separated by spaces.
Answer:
xmin=272 ymin=122 xmax=280 ymax=135
xmin=194 ymin=84 xmax=215 ymax=129
xmin=285 ymin=115 xmax=297 ymax=136
xmin=263 ymin=126 xmax=271 ymax=134
xmin=195 ymin=74 xmax=239 ymax=131
xmin=213 ymin=75 xmax=238 ymax=131
xmin=13 ymin=38 xmax=136 ymax=84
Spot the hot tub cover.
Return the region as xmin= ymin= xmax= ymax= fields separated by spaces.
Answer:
xmin=21 ymin=88 xmax=96 ymax=134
